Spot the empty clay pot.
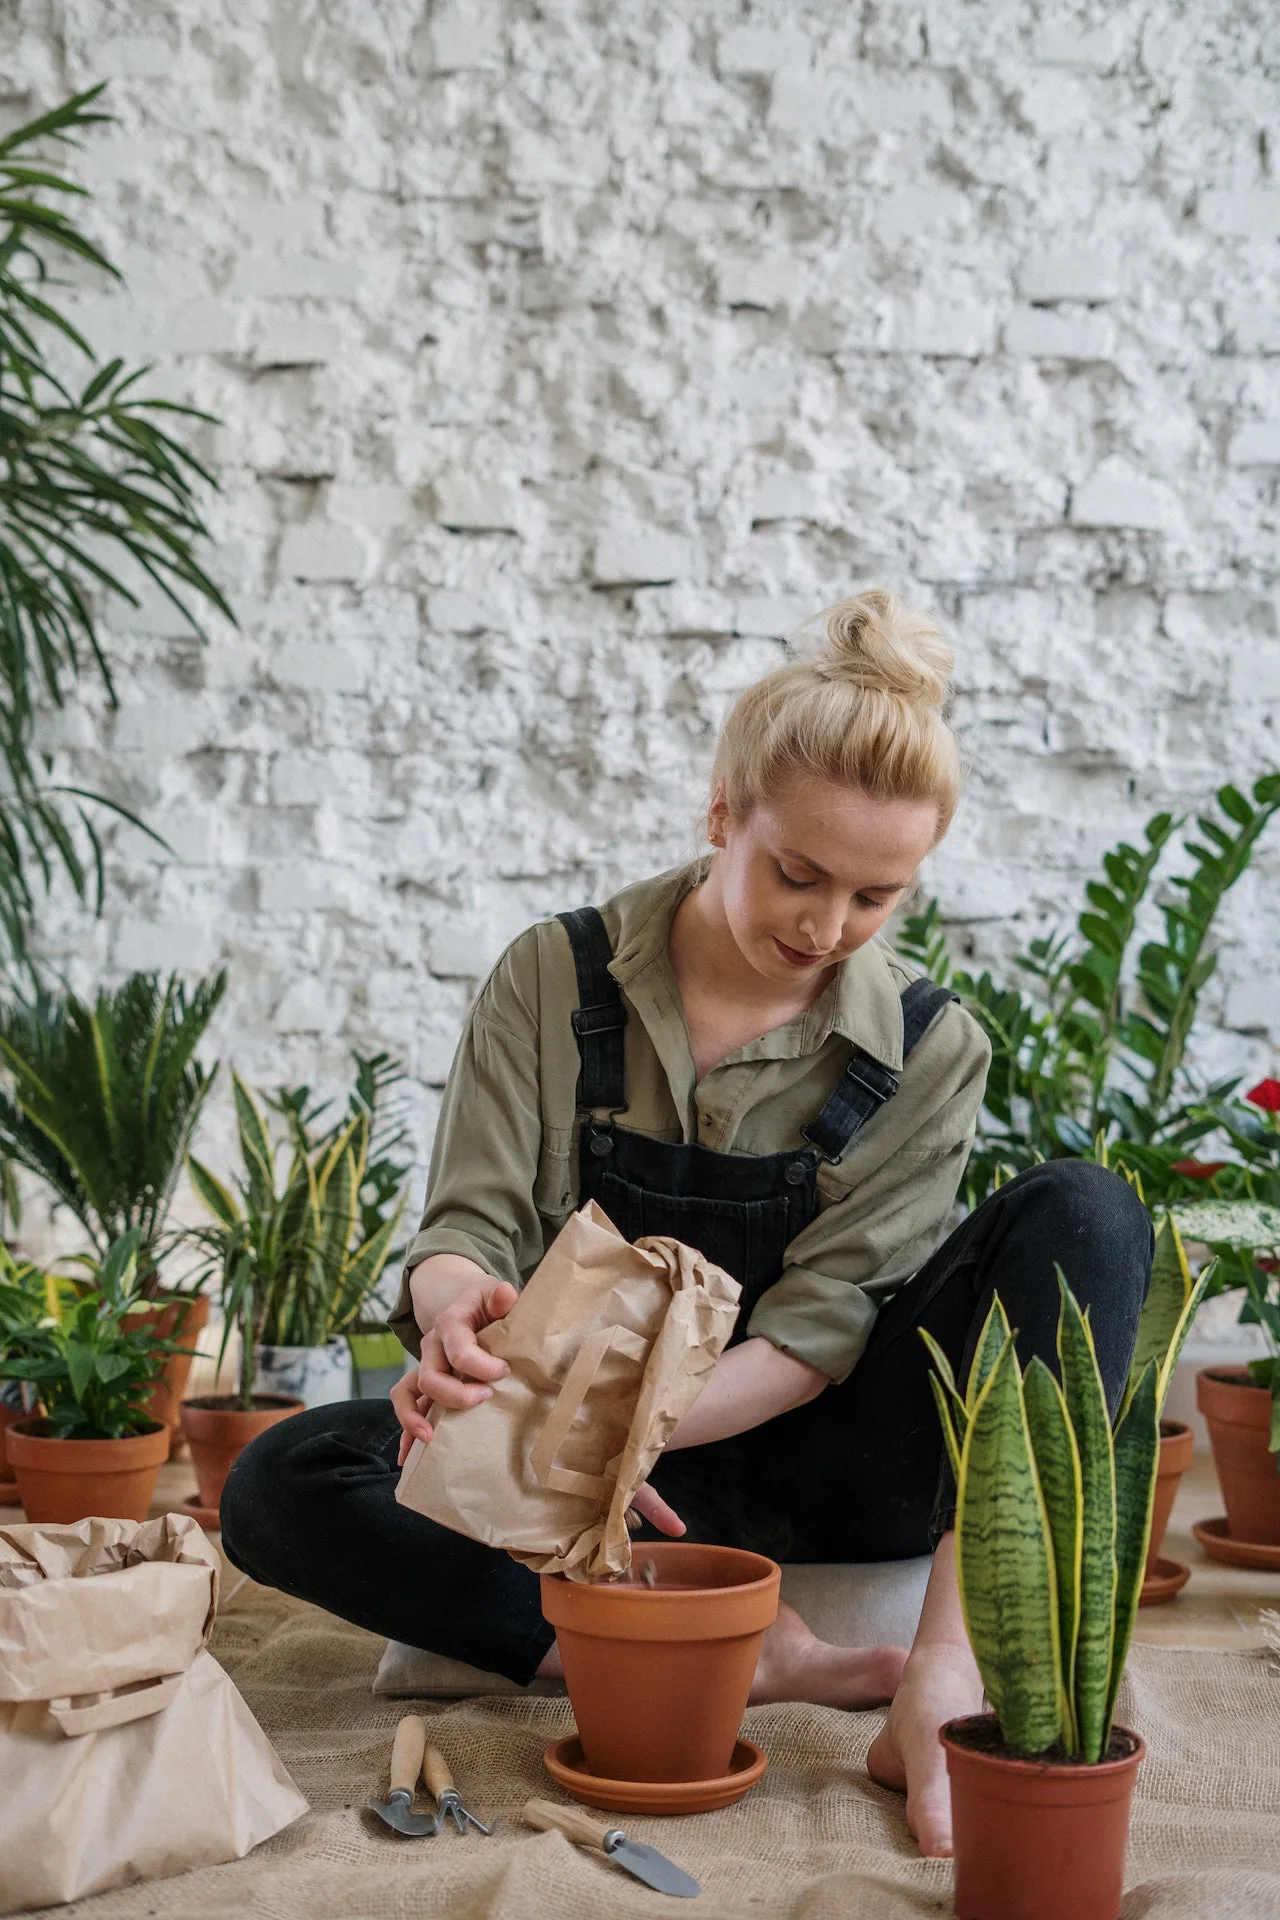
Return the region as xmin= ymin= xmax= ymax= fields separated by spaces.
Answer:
xmin=124 ymin=1292 xmax=212 ymax=1450
xmin=7 ymin=1417 xmax=170 ymax=1523
xmin=1144 ymin=1419 xmax=1194 ymax=1578
xmin=1197 ymin=1367 xmax=1280 ymax=1545
xmin=942 ymin=1714 xmax=1145 ymax=1920
xmin=180 ymin=1394 xmax=304 ymax=1516
xmin=540 ymin=1540 xmax=780 ymax=1784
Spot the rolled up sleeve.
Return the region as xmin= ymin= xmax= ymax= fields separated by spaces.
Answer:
xmin=746 ymin=1010 xmax=990 ymax=1383
xmin=389 ymin=938 xmax=545 ymax=1357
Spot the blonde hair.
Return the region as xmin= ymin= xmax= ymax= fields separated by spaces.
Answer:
xmin=712 ymin=590 xmax=961 ymax=840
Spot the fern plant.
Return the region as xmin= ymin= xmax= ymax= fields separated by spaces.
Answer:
xmin=900 ymin=777 xmax=1280 ymax=1206
xmin=0 ymin=87 xmax=230 ymax=973
xmin=0 ymin=970 xmax=225 ymax=1288
xmin=925 ymin=1218 xmax=1210 ymax=1759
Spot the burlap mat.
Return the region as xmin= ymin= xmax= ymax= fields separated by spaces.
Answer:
xmin=42 ymin=1585 xmax=1280 ymax=1919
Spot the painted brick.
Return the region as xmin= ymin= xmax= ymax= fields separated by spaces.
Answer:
xmin=1003 ymin=308 xmax=1116 ymax=359
xmin=1017 ymin=250 xmax=1120 ymax=303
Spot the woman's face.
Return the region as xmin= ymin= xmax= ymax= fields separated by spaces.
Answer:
xmin=709 ymin=773 xmax=939 ymax=989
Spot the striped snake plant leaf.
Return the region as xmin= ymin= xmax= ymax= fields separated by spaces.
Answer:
xmin=1127 ymin=1213 xmax=1206 ymax=1411
xmin=1157 ymin=1258 xmax=1213 ymax=1415
xmin=965 ymin=1294 xmax=1012 ymax=1414
xmin=1056 ymin=1279 xmax=1117 ymax=1762
xmin=955 ymin=1333 xmax=1064 ymax=1755
xmin=232 ymin=1072 xmax=276 ymax=1218
xmin=1106 ymin=1358 xmax=1160 ymax=1734
xmin=919 ymin=1326 xmax=968 ymax=1439
xmin=928 ymin=1369 xmax=963 ymax=1483
xmin=1023 ymin=1355 xmax=1083 ymax=1755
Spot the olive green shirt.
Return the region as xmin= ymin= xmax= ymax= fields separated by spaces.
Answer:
xmin=391 ymin=862 xmax=990 ymax=1384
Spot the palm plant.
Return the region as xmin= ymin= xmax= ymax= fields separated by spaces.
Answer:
xmin=0 ymin=85 xmax=230 ymax=973
xmin=924 ymin=1218 xmax=1210 ymax=1760
xmin=188 ymin=1073 xmax=406 ymax=1410
xmin=0 ymin=970 xmax=226 ymax=1288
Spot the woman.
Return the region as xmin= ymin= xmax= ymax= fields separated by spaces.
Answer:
xmin=222 ymin=591 xmax=1151 ymax=1858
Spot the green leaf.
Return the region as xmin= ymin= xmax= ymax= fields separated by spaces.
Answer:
xmin=188 ymin=1153 xmax=242 ymax=1229
xmin=1057 ymin=1279 xmax=1116 ymax=1763
xmin=955 ymin=1337 xmax=1064 ymax=1755
xmin=1023 ymin=1356 xmax=1083 ymax=1753
xmin=1107 ymin=1360 xmax=1160 ymax=1733
xmin=965 ymin=1295 xmax=1012 ymax=1413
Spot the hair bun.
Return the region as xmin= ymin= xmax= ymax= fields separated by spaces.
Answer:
xmin=804 ymin=590 xmax=952 ymax=713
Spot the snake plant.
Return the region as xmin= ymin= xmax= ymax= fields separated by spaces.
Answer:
xmin=925 ymin=1215 xmax=1211 ymax=1760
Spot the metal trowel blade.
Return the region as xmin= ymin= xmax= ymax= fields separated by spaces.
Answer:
xmin=367 ymin=1787 xmax=440 ymax=1837
xmin=606 ymin=1833 xmax=701 ymax=1898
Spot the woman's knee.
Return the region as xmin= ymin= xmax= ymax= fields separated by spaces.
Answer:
xmin=1006 ymin=1160 xmax=1152 ymax=1277
xmin=219 ymin=1400 xmax=396 ymax=1576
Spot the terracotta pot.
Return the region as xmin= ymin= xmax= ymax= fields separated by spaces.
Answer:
xmin=942 ymin=1714 xmax=1145 ymax=1920
xmin=0 ymin=1389 xmax=25 ymax=1495
xmin=124 ymin=1292 xmax=212 ymax=1446
xmin=1197 ymin=1366 xmax=1280 ymax=1545
xmin=540 ymin=1540 xmax=780 ymax=1784
xmin=1145 ymin=1418 xmax=1194 ymax=1576
xmin=7 ymin=1417 xmax=170 ymax=1523
xmin=180 ymin=1394 xmax=304 ymax=1515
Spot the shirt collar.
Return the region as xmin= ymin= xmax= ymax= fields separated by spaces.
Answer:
xmin=605 ymin=862 xmax=906 ymax=1071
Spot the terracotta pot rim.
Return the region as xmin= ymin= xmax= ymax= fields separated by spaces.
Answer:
xmin=1158 ymin=1417 xmax=1192 ymax=1440
xmin=1198 ymin=1365 xmax=1269 ymax=1393
xmin=941 ymin=1714 xmax=1145 ymax=1779
xmin=183 ymin=1393 xmax=305 ymax=1414
xmin=10 ymin=1415 xmax=167 ymax=1444
xmin=543 ymin=1541 xmax=779 ymax=1603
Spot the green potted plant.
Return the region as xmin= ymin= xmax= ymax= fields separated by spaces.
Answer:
xmin=1 ymin=1230 xmax=176 ymax=1522
xmin=924 ymin=1244 xmax=1209 ymax=1920
xmin=189 ymin=1067 xmax=407 ymax=1410
xmin=0 ymin=1247 xmax=48 ymax=1500
xmin=0 ymin=971 xmax=226 ymax=1446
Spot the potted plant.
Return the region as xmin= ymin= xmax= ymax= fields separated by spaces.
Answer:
xmin=189 ymin=1068 xmax=406 ymax=1411
xmin=0 ymin=1230 xmax=175 ymax=1522
xmin=0 ymin=971 xmax=226 ymax=1447
xmin=924 ymin=1252 xmax=1208 ymax=1920
xmin=0 ymin=1247 xmax=47 ymax=1500
xmin=1131 ymin=1212 xmax=1200 ymax=1602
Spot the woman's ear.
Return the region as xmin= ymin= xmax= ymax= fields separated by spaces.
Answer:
xmin=706 ymin=782 xmax=730 ymax=849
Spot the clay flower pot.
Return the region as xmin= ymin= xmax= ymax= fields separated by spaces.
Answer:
xmin=124 ymin=1291 xmax=212 ymax=1450
xmin=1197 ymin=1366 xmax=1280 ymax=1545
xmin=942 ymin=1714 xmax=1145 ymax=1920
xmin=0 ymin=1388 xmax=26 ymax=1500
xmin=7 ymin=1417 xmax=170 ymax=1523
xmin=540 ymin=1540 xmax=780 ymax=1784
xmin=180 ymin=1394 xmax=304 ymax=1521
xmin=1139 ymin=1418 xmax=1195 ymax=1603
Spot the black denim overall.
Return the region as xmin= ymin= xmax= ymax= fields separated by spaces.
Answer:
xmin=220 ymin=914 xmax=1153 ymax=1683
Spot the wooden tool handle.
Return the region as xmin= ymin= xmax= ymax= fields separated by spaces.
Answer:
xmin=522 ymin=1797 xmax=615 ymax=1850
xmin=390 ymin=1715 xmax=427 ymax=1794
xmin=422 ymin=1746 xmax=454 ymax=1800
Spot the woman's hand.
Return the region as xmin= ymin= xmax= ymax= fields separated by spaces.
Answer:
xmin=392 ymin=1256 xmax=519 ymax=1465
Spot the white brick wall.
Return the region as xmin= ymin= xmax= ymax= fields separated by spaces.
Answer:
xmin=10 ymin=1 xmax=1280 ymax=1223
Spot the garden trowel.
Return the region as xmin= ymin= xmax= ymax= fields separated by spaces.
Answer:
xmin=521 ymin=1798 xmax=700 ymax=1896
xmin=368 ymin=1715 xmax=439 ymax=1836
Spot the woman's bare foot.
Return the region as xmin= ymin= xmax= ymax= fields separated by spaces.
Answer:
xmin=866 ymin=1643 xmax=984 ymax=1857
xmin=748 ymin=1600 xmax=908 ymax=1708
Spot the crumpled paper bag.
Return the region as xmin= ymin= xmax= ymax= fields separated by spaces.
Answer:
xmin=0 ymin=1513 xmax=307 ymax=1914
xmin=396 ymin=1200 xmax=741 ymax=1581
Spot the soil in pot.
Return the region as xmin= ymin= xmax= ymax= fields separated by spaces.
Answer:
xmin=7 ymin=1417 xmax=170 ymax=1524
xmin=942 ymin=1713 xmax=1145 ymax=1920
xmin=124 ymin=1292 xmax=212 ymax=1450
xmin=1140 ymin=1418 xmax=1195 ymax=1604
xmin=1197 ymin=1366 xmax=1280 ymax=1545
xmin=540 ymin=1540 xmax=780 ymax=1788
xmin=180 ymin=1394 xmax=304 ymax=1519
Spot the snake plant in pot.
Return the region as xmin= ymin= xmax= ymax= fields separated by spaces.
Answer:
xmin=925 ymin=1229 xmax=1209 ymax=1920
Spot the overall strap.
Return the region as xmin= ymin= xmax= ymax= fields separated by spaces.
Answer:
xmin=556 ymin=906 xmax=629 ymax=1113
xmin=801 ymin=977 xmax=958 ymax=1164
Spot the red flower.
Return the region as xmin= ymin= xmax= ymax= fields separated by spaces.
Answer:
xmin=1257 ymin=1258 xmax=1280 ymax=1275
xmin=1170 ymin=1160 xmax=1228 ymax=1179
xmin=1246 ymin=1078 xmax=1280 ymax=1112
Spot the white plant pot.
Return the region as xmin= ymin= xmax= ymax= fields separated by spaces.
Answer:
xmin=253 ymin=1338 xmax=353 ymax=1410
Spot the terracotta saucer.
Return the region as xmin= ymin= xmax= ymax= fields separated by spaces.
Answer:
xmin=177 ymin=1496 xmax=222 ymax=1531
xmin=1192 ymin=1516 xmax=1280 ymax=1571
xmin=544 ymin=1736 xmax=767 ymax=1815
xmin=1139 ymin=1556 xmax=1190 ymax=1605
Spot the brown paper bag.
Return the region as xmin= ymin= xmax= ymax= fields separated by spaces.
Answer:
xmin=396 ymin=1200 xmax=741 ymax=1581
xmin=0 ymin=1513 xmax=307 ymax=1914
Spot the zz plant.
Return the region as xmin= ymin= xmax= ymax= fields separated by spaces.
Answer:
xmin=924 ymin=1217 xmax=1210 ymax=1760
